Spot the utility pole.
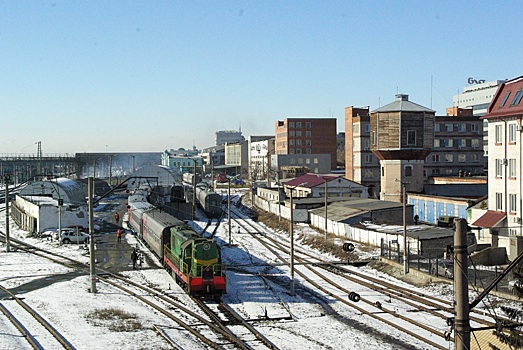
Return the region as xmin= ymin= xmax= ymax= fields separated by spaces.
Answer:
xmin=5 ymin=175 xmax=10 ymax=253
xmin=402 ymin=182 xmax=408 ymax=274
xmin=57 ymin=198 xmax=63 ymax=246
xmin=289 ymin=187 xmax=295 ymax=296
xmin=324 ymin=177 xmax=328 ymax=240
xmin=454 ymin=218 xmax=470 ymax=349
xmin=88 ymin=177 xmax=97 ymax=293
xmin=192 ymin=161 xmax=196 ymax=220
xmin=228 ymin=179 xmax=232 ymax=246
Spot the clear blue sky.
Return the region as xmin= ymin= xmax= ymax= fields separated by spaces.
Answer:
xmin=1 ymin=1 xmax=522 ymax=154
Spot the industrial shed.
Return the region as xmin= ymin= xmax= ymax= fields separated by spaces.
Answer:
xmin=11 ymin=195 xmax=88 ymax=234
xmin=127 ymin=165 xmax=177 ymax=190
xmin=19 ymin=178 xmax=87 ymax=204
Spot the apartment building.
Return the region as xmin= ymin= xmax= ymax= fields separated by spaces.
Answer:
xmin=275 ymin=118 xmax=337 ymax=170
xmin=474 ymin=75 xmax=523 ymax=260
xmin=248 ymin=136 xmax=275 ymax=181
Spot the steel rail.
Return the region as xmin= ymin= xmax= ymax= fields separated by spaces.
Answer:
xmin=0 ymin=301 xmax=43 ymax=350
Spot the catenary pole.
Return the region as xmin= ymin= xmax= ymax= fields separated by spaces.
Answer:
xmin=454 ymin=218 xmax=470 ymax=349
xmin=228 ymin=179 xmax=231 ymax=246
xmin=88 ymin=177 xmax=97 ymax=293
xmin=324 ymin=178 xmax=328 ymax=239
xmin=5 ymin=175 xmax=10 ymax=253
xmin=289 ymin=188 xmax=295 ymax=296
xmin=403 ymin=183 xmax=408 ymax=274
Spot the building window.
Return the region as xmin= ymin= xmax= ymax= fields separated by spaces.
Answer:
xmin=407 ymin=130 xmax=416 ymax=146
xmin=432 ymin=169 xmax=440 ymax=175
xmin=296 ymin=148 xmax=302 ymax=154
xmin=471 ymin=123 xmax=479 ymax=133
xmin=298 ymin=158 xmax=303 ymax=164
xmin=290 ymin=148 xmax=295 ymax=154
xmin=381 ymin=166 xmax=385 ymax=177
xmin=459 ymin=139 xmax=467 ymax=148
xmin=432 ymin=154 xmax=440 ymax=162
xmin=496 ymin=159 xmax=503 ymax=177
xmin=290 ymin=158 xmax=296 ymax=164
xmin=434 ymin=123 xmax=440 ymax=132
xmin=458 ymin=124 xmax=466 ymax=132
xmin=289 ymin=122 xmax=295 ymax=128
xmin=510 ymin=193 xmax=517 ymax=213
xmin=446 ymin=168 xmax=453 ymax=175
xmin=305 ymin=122 xmax=311 ymax=128
xmin=444 ymin=139 xmax=453 ymax=147
xmin=509 ymin=229 xmax=518 ymax=236
xmin=509 ymin=123 xmax=517 ymax=143
xmin=471 ymin=139 xmax=480 ymax=148
xmin=434 ymin=139 xmax=440 ymax=148
xmin=305 ymin=130 xmax=311 ymax=137
xmin=446 ymin=124 xmax=453 ymax=132
xmin=289 ymin=139 xmax=295 ymax=146
xmin=289 ymin=130 xmax=295 ymax=137
xmin=472 ymin=154 xmax=479 ymax=162
xmin=296 ymin=130 xmax=302 ymax=137
xmin=371 ymin=131 xmax=376 ymax=145
xmin=405 ymin=165 xmax=413 ymax=177
xmin=365 ymin=154 xmax=372 ymax=163
xmin=495 ymin=125 xmax=503 ymax=144
xmin=458 ymin=154 xmax=466 ymax=162
xmin=306 ymin=158 xmax=310 ymax=164
xmin=364 ymin=139 xmax=370 ymax=150
xmin=296 ymin=122 xmax=302 ymax=128
xmin=500 ymin=91 xmax=511 ymax=107
xmin=364 ymin=169 xmax=373 ymax=178
xmin=305 ymin=139 xmax=311 ymax=146
xmin=296 ymin=139 xmax=302 ymax=146
xmin=509 ymin=158 xmax=517 ymax=178
xmin=445 ymin=154 xmax=453 ymax=162
xmin=510 ymin=90 xmax=523 ymax=106
xmin=306 ymin=148 xmax=312 ymax=154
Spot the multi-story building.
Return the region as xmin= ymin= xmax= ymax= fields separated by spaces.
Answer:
xmin=474 ymin=75 xmax=523 ymax=260
xmin=248 ymin=136 xmax=275 ymax=181
xmin=270 ymin=154 xmax=331 ymax=177
xmin=344 ymin=106 xmax=380 ymax=197
xmin=425 ymin=107 xmax=485 ymax=177
xmin=452 ymin=79 xmax=504 ymax=158
xmin=215 ymin=130 xmax=245 ymax=146
xmin=224 ymin=140 xmax=249 ymax=178
xmin=275 ymin=118 xmax=337 ymax=170
xmin=161 ymin=148 xmax=202 ymax=174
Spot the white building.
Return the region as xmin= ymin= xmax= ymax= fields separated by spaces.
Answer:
xmin=248 ymin=136 xmax=275 ymax=181
xmin=473 ymin=76 xmax=523 ymax=261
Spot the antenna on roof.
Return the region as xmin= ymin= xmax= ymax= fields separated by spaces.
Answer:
xmin=431 ymin=75 xmax=433 ymax=109
xmin=239 ymin=121 xmax=241 ymax=133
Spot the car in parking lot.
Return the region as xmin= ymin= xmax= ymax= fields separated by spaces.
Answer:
xmin=431 ymin=260 xmax=454 ymax=279
xmin=53 ymin=228 xmax=89 ymax=244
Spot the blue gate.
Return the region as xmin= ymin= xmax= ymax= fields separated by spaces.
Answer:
xmin=426 ymin=201 xmax=435 ymax=223
xmin=446 ymin=203 xmax=455 ymax=217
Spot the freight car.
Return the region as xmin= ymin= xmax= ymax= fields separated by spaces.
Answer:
xmin=127 ymin=197 xmax=226 ymax=298
xmin=182 ymin=173 xmax=201 ymax=186
xmin=195 ymin=186 xmax=223 ymax=219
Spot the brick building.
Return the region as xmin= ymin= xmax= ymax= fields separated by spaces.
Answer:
xmin=274 ymin=118 xmax=337 ymax=170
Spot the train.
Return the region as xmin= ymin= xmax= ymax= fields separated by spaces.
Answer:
xmin=195 ymin=186 xmax=223 ymax=219
xmin=127 ymin=192 xmax=226 ymax=298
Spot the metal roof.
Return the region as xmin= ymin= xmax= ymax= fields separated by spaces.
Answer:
xmin=371 ymin=94 xmax=435 ymax=113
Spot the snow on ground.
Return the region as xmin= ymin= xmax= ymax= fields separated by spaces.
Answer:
xmin=0 ymin=194 xmax=515 ymax=350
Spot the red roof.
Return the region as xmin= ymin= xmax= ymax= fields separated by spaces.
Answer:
xmin=483 ymin=76 xmax=523 ymax=120
xmin=285 ymin=173 xmax=338 ymax=188
xmin=472 ymin=210 xmax=506 ymax=228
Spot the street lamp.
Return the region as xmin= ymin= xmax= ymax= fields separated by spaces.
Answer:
xmin=227 ymin=178 xmax=232 ymax=246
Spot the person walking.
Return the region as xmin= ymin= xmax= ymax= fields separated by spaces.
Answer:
xmin=131 ymin=249 xmax=138 ymax=269
xmin=117 ymin=229 xmax=122 ymax=244
xmin=114 ymin=212 xmax=120 ymax=224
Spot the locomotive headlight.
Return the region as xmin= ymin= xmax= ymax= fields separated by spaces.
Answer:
xmin=203 ymin=243 xmax=211 ymax=251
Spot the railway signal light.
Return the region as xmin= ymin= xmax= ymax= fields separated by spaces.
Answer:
xmin=342 ymin=242 xmax=355 ymax=252
xmin=348 ymin=291 xmax=361 ymax=302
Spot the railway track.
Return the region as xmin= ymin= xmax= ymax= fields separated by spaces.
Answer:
xmin=228 ymin=207 xmax=518 ymax=349
xmin=0 ymin=232 xmax=280 ymax=349
xmin=0 ymin=284 xmax=75 ymax=349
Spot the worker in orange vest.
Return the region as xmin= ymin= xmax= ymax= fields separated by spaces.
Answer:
xmin=117 ymin=229 xmax=122 ymax=244
xmin=114 ymin=212 xmax=120 ymax=223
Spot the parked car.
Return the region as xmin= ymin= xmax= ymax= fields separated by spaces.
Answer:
xmin=431 ymin=260 xmax=454 ymax=279
xmin=53 ymin=228 xmax=89 ymax=244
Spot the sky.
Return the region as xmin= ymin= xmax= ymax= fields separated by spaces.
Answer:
xmin=1 ymin=1 xmax=522 ymax=155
